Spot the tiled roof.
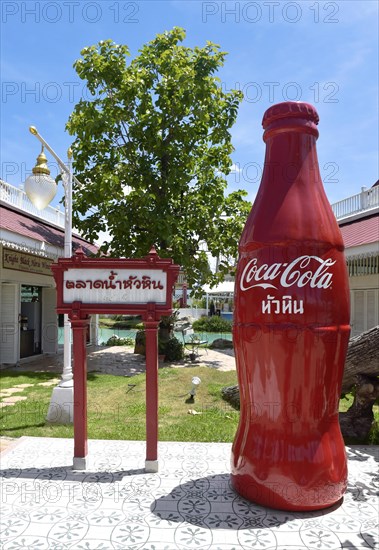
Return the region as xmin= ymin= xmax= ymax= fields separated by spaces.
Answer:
xmin=2 ymin=204 xmax=377 ymax=257
xmin=339 ymin=214 xmax=379 ymax=248
xmin=0 ymin=204 xmax=98 ymax=255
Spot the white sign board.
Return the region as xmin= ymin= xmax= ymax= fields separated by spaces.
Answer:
xmin=63 ymin=268 xmax=167 ymax=304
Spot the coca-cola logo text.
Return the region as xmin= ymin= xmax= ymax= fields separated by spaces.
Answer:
xmin=240 ymin=255 xmax=335 ymax=291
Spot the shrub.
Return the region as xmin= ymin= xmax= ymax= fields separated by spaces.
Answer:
xmin=163 ymin=337 xmax=184 ymax=361
xmin=133 ymin=330 xmax=184 ymax=361
xmin=159 ymin=310 xmax=180 ymax=329
xmin=106 ymin=334 xmax=134 ymax=346
xmin=193 ymin=316 xmax=232 ymax=333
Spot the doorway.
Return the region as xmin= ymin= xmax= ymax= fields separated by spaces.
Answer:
xmin=20 ymin=285 xmax=42 ymax=358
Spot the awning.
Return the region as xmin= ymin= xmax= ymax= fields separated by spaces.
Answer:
xmin=202 ymin=281 xmax=235 ymax=294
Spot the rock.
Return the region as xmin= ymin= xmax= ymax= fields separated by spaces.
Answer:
xmin=221 ymin=385 xmax=240 ymax=409
xmin=174 ymin=320 xmax=192 ymax=332
xmin=210 ymin=338 xmax=234 ymax=350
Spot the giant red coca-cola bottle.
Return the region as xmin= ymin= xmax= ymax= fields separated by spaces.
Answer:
xmin=231 ymin=101 xmax=350 ymax=511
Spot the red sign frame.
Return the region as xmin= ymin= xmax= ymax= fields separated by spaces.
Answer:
xmin=51 ymin=247 xmax=180 ymax=472
xmin=52 ymin=247 xmax=179 ymax=319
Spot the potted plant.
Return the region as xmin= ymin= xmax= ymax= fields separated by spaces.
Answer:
xmin=134 ymin=329 xmax=146 ymax=355
xmin=159 ymin=310 xmax=180 ymax=343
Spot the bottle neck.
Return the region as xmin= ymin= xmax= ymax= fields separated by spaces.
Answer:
xmin=262 ymin=124 xmax=321 ymax=188
xmin=238 ymin=104 xmax=341 ymax=249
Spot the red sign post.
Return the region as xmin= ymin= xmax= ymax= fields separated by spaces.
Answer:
xmin=51 ymin=247 xmax=179 ymax=471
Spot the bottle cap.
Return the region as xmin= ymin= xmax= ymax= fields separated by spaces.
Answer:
xmin=262 ymin=101 xmax=319 ymax=129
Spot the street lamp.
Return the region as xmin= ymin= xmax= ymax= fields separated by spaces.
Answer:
xmin=189 ymin=376 xmax=201 ymax=401
xmin=24 ymin=126 xmax=77 ymax=423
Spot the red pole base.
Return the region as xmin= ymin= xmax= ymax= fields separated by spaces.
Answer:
xmin=70 ymin=312 xmax=90 ymax=470
xmin=144 ymin=320 xmax=159 ymax=471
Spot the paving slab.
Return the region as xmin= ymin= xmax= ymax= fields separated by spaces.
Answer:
xmin=0 ymin=437 xmax=377 ymax=549
xmin=1 ymin=395 xmax=27 ymax=403
xmin=37 ymin=380 xmax=61 ymax=387
xmin=0 ymin=437 xmax=18 ymax=453
xmin=2 ymin=345 xmax=236 ymax=377
xmin=0 ymin=389 xmax=25 ymax=396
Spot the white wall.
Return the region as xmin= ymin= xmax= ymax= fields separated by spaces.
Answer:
xmin=177 ymin=308 xmax=207 ymax=320
xmin=42 ymin=287 xmax=58 ymax=354
xmin=349 ymin=274 xmax=379 ymax=336
xmin=0 ymin=283 xmax=19 ymax=364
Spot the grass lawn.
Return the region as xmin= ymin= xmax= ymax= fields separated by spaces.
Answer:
xmin=1 ymin=368 xmax=377 ymax=444
xmin=0 ymin=367 xmax=239 ymax=442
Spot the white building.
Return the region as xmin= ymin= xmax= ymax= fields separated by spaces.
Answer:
xmin=334 ymin=182 xmax=379 ymax=336
xmin=0 ymin=180 xmax=98 ymax=365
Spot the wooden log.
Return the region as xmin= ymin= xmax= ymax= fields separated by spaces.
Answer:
xmin=222 ymin=325 xmax=379 ymax=409
xmin=339 ymin=373 xmax=379 ymax=441
xmin=341 ymin=325 xmax=379 ymax=394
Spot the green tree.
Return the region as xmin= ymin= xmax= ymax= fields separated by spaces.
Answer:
xmin=67 ymin=27 xmax=250 ymax=288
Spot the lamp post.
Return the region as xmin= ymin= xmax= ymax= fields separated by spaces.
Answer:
xmin=24 ymin=126 xmax=78 ymax=423
xmin=189 ymin=376 xmax=201 ymax=401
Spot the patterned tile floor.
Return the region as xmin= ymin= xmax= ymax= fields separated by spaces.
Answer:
xmin=0 ymin=438 xmax=378 ymax=549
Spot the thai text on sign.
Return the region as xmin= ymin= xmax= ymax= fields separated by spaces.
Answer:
xmin=63 ymin=268 xmax=167 ymax=304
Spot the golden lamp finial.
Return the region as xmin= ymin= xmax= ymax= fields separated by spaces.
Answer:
xmin=32 ymin=146 xmax=51 ymax=176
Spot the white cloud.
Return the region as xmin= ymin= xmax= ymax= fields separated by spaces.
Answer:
xmin=230 ymin=163 xmax=242 ymax=174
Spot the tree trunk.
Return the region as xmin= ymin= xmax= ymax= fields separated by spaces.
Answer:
xmin=341 ymin=325 xmax=379 ymax=394
xmin=339 ymin=373 xmax=379 ymax=441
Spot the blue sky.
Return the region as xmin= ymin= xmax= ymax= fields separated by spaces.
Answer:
xmin=1 ymin=0 xmax=378 ymax=210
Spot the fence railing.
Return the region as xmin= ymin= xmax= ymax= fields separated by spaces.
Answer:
xmin=0 ymin=179 xmax=65 ymax=227
xmin=347 ymin=253 xmax=379 ymax=277
xmin=2 ymin=178 xmax=378 ymax=228
xmin=331 ymin=186 xmax=379 ymax=220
